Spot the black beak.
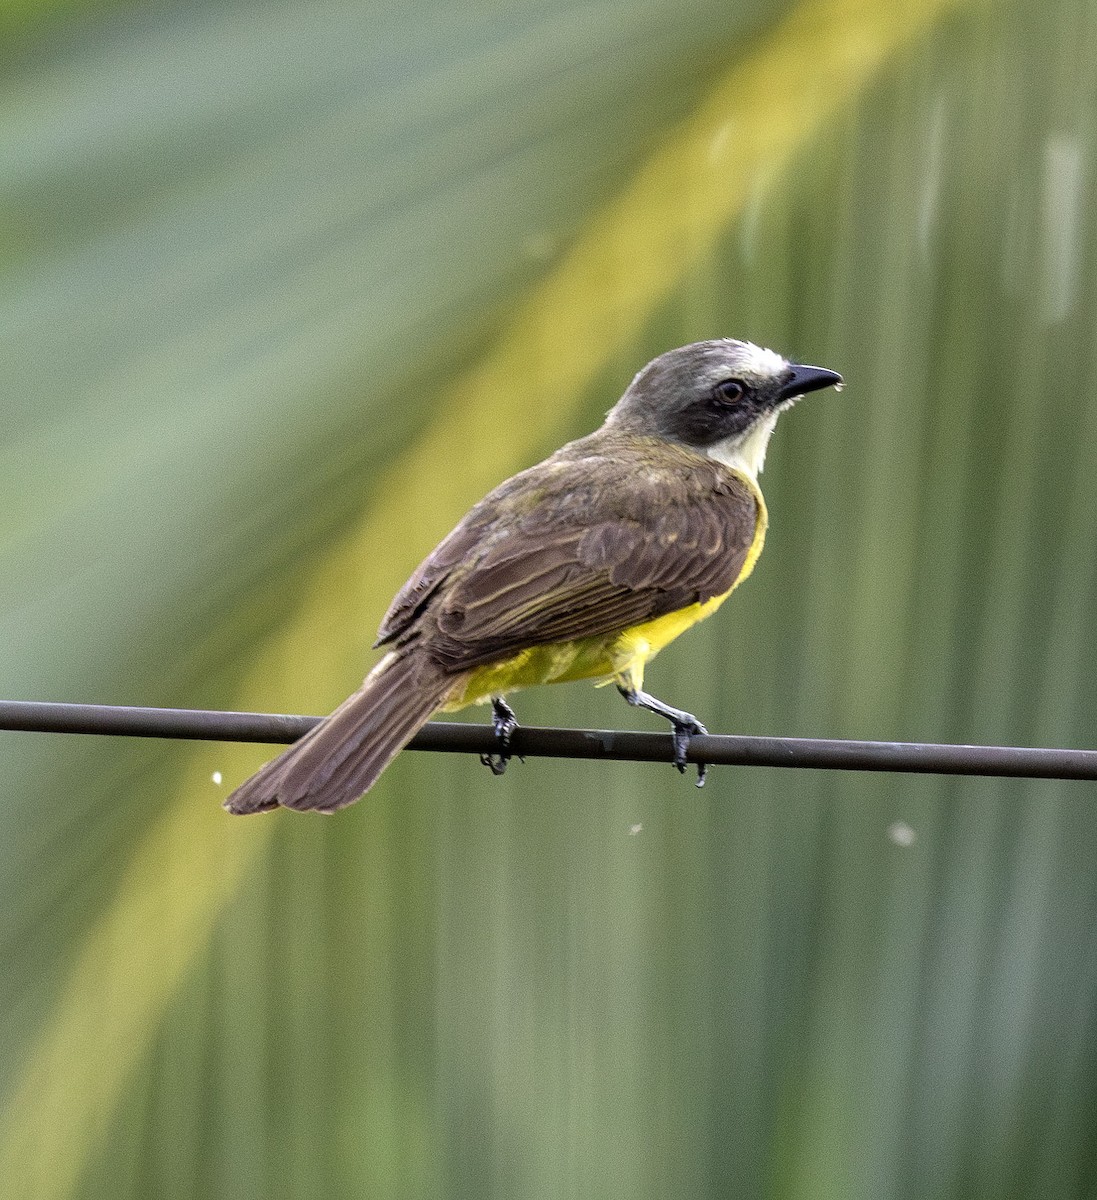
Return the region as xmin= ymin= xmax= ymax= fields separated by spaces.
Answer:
xmin=778 ymin=363 xmax=843 ymax=403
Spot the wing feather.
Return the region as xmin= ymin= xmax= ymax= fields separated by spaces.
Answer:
xmin=375 ymin=441 xmax=760 ymax=672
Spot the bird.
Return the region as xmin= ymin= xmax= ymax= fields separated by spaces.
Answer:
xmin=225 ymin=339 xmax=841 ymax=814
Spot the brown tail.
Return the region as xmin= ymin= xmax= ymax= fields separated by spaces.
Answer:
xmin=224 ymin=651 xmax=455 ymax=815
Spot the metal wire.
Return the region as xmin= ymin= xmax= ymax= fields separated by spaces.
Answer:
xmin=2 ymin=699 xmax=1097 ymax=780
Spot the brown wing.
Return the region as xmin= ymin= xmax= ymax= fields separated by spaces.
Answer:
xmin=376 ymin=442 xmax=759 ymax=673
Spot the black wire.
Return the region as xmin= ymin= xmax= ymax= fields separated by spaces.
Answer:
xmin=1 ymin=699 xmax=1096 ymax=780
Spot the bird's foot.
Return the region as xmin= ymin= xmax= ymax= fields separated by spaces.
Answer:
xmin=670 ymin=715 xmax=708 ymax=787
xmin=618 ymin=686 xmax=709 ymax=787
xmin=480 ymin=696 xmax=522 ymax=776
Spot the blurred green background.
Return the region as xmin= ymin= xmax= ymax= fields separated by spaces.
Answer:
xmin=4 ymin=0 xmax=1097 ymax=1196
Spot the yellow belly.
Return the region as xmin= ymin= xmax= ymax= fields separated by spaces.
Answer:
xmin=441 ymin=474 xmax=768 ymax=711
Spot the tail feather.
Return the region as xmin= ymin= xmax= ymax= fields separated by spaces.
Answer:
xmin=224 ymin=652 xmax=455 ymax=815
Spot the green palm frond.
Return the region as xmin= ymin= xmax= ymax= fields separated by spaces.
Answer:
xmin=9 ymin=0 xmax=1097 ymax=1197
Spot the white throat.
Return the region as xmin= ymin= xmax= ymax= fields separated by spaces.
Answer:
xmin=705 ymin=411 xmax=779 ymax=482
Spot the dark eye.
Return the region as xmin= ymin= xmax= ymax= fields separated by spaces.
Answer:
xmin=712 ymin=379 xmax=744 ymax=405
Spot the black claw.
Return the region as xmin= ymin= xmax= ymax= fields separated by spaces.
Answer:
xmin=671 ymin=717 xmax=708 ymax=785
xmin=480 ymin=697 xmax=520 ymax=777
xmin=479 ymin=752 xmax=508 ymax=776
xmin=619 ymin=686 xmax=710 ymax=786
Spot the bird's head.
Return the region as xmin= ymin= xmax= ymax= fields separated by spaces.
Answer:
xmin=605 ymin=339 xmax=842 ymax=479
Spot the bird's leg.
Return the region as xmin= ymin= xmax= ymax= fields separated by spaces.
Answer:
xmin=480 ymin=696 xmax=521 ymax=776
xmin=617 ymin=686 xmax=709 ymax=786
